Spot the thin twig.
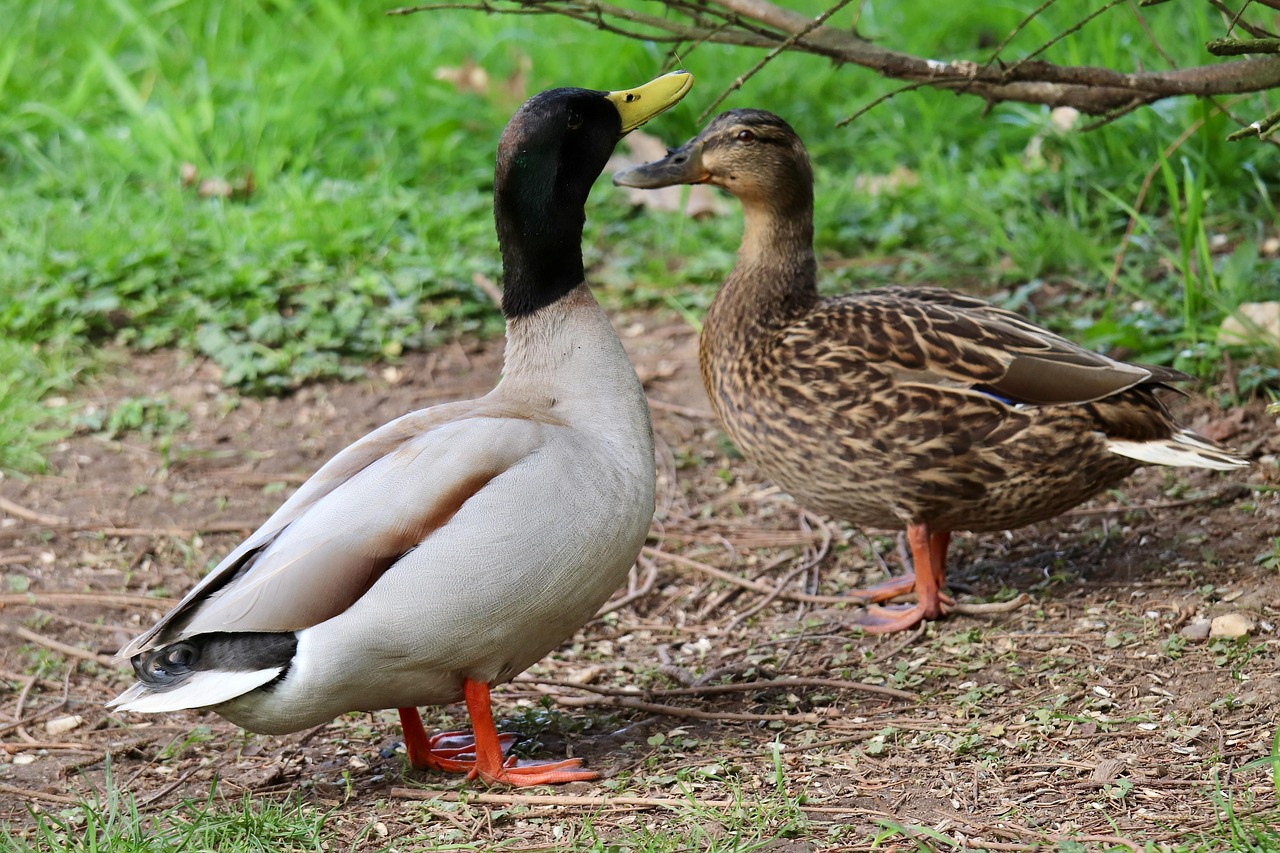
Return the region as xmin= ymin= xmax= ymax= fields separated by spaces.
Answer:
xmin=517 ymin=674 xmax=915 ymax=701
xmin=0 ymin=702 xmax=65 ymax=737
xmin=0 ymin=496 xmax=68 ymax=526
xmin=544 ymin=692 xmax=824 ymax=722
xmin=6 ymin=624 xmax=117 ymax=667
xmin=0 ymin=520 xmax=257 ymax=543
xmin=0 ymin=741 xmax=96 ymax=754
xmin=0 ymin=782 xmax=84 ymax=806
xmin=864 ymin=622 xmax=927 ymax=665
xmin=0 ymin=592 xmax=178 ymax=609
xmin=837 ymin=80 xmax=932 ymax=128
xmin=136 ymin=767 xmax=200 ymax=809
xmin=471 ymin=273 xmax=505 ymax=310
xmin=699 ymin=0 xmax=858 ymax=120
xmin=595 ymin=557 xmax=658 ymax=616
xmin=1228 ymin=103 xmax=1280 ymax=139
xmin=697 ymin=551 xmax=794 ymax=620
xmin=725 ymin=561 xmax=812 ymax=633
xmin=1001 ymin=0 xmax=1129 ymax=76
xmin=390 ymin=788 xmax=734 ymax=808
xmin=951 ymin=594 xmax=1031 ymax=616
xmin=642 ymin=546 xmax=851 ymax=604
xmin=958 ymin=0 xmax=1062 ymax=99
xmin=12 ymin=674 xmax=38 ymax=745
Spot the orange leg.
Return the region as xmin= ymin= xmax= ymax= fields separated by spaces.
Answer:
xmin=858 ymin=524 xmax=954 ymax=634
xmin=399 ymin=679 xmax=597 ymax=786
xmin=461 ymin=678 xmax=598 ymax=786
xmin=399 ymin=708 xmax=517 ymax=774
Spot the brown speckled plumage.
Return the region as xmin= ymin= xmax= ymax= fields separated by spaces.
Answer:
xmin=616 ymin=109 xmax=1248 ymax=632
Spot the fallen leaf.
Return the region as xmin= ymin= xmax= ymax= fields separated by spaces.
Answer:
xmin=434 ymin=57 xmax=489 ymax=96
xmin=196 ymin=172 xmax=256 ymax=201
xmin=854 ymin=166 xmax=919 ymax=197
xmin=1199 ymin=407 xmax=1248 ymax=443
xmin=198 ymin=177 xmax=232 ymax=198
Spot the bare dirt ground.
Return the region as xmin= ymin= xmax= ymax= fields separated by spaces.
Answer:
xmin=1 ymin=312 xmax=1278 ymax=851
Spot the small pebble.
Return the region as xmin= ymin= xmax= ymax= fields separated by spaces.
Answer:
xmin=1180 ymin=619 xmax=1212 ymax=640
xmin=1210 ymin=613 xmax=1255 ymax=639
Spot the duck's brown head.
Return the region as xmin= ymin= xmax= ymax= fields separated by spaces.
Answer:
xmin=613 ymin=109 xmax=813 ymax=212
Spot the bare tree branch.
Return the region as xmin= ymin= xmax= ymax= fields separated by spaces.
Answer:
xmin=390 ymin=0 xmax=1280 ymax=124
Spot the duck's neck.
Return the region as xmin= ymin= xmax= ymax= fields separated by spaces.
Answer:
xmin=499 ymin=284 xmax=649 ymax=435
xmin=496 ymin=191 xmax=586 ymax=320
xmin=706 ymin=197 xmax=818 ymax=353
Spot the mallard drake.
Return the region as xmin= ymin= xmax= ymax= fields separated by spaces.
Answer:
xmin=109 ymin=71 xmax=694 ymax=786
xmin=614 ymin=108 xmax=1247 ymax=634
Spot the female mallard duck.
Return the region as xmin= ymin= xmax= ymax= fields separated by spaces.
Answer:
xmin=109 ymin=72 xmax=693 ymax=786
xmin=614 ymin=108 xmax=1247 ymax=634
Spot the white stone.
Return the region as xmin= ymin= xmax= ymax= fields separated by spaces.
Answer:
xmin=1210 ymin=613 xmax=1255 ymax=639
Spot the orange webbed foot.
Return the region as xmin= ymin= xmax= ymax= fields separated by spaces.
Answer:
xmin=851 ymin=524 xmax=955 ymax=633
xmin=856 ymin=597 xmax=954 ymax=634
xmin=472 ymin=757 xmax=598 ymax=787
xmin=845 ymin=572 xmax=918 ymax=604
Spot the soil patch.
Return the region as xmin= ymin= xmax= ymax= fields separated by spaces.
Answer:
xmin=2 ymin=313 xmax=1278 ymax=850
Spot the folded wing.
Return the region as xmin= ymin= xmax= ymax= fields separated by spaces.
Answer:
xmin=120 ymin=400 xmax=551 ymax=656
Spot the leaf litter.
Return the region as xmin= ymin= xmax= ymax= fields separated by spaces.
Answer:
xmin=0 ymin=313 xmax=1277 ymax=850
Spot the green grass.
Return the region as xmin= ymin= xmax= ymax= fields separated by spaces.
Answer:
xmin=4 ymin=744 xmax=1278 ymax=852
xmin=3 ymin=787 xmax=329 ymax=853
xmin=2 ymin=0 xmax=1277 ymax=471
xmin=0 ymin=340 xmax=77 ymax=473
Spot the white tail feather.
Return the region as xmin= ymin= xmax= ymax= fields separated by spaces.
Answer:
xmin=107 ymin=667 xmax=282 ymax=714
xmin=1107 ymin=430 xmax=1247 ymax=471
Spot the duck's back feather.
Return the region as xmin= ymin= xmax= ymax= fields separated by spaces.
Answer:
xmin=787 ymin=287 xmax=1171 ymax=406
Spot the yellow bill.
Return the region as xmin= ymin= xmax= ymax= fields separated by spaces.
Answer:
xmin=606 ymin=70 xmax=694 ymax=134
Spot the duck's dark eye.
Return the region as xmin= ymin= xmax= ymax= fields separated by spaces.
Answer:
xmin=736 ymin=129 xmax=755 ymax=142
xmin=567 ymin=111 xmax=583 ymax=130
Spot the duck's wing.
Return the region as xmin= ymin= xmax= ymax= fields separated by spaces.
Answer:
xmin=119 ymin=399 xmax=558 ymax=657
xmin=796 ymin=286 xmax=1183 ymax=406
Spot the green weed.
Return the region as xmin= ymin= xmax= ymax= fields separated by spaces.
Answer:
xmin=0 ymin=341 xmax=74 ymax=474
xmin=4 ymin=0 xmax=1278 ymax=474
xmin=1 ymin=770 xmax=328 ymax=853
